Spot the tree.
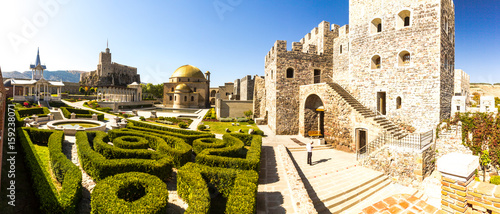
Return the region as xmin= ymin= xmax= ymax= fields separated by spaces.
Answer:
xmin=79 ymin=87 xmax=85 ymax=94
xmin=472 ymin=92 xmax=481 ymax=104
xmin=89 ymin=87 xmax=96 ymax=94
xmin=244 ymin=110 xmax=253 ymax=118
xmin=480 ymin=150 xmax=491 ymax=182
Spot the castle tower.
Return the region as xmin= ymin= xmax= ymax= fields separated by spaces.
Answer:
xmin=30 ymin=48 xmax=47 ymax=80
xmin=342 ymin=0 xmax=455 ymax=131
xmin=98 ymin=42 xmax=112 ymax=76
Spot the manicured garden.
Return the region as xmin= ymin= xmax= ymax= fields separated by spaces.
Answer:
xmin=12 ymin=107 xmax=263 ymax=213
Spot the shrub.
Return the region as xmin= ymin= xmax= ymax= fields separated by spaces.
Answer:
xmin=91 ymin=172 xmax=168 ymax=214
xmin=237 ymin=117 xmax=249 ymax=122
xmin=178 ymin=122 xmax=188 ymax=128
xmin=19 ymin=128 xmax=82 ymax=213
xmin=197 ymin=124 xmax=206 ymax=131
xmin=195 ymin=134 xmax=262 ymax=171
xmin=140 ymin=116 xmax=146 ymax=121
xmin=252 ymin=130 xmax=264 ymax=136
xmin=192 ymin=138 xmax=225 ymax=154
xmin=177 ymin=163 xmax=258 ymax=214
xmin=75 ymin=131 xmax=174 ymax=181
xmin=112 ymin=136 xmax=149 ymax=150
xmin=244 ymin=110 xmax=253 ymax=118
xmin=220 ymin=117 xmax=234 ymax=122
xmin=60 ymin=107 xmax=104 ymax=121
xmin=248 ymin=120 xmax=255 ymax=124
xmin=491 ymin=176 xmax=500 ymax=185
xmin=127 ymin=120 xmax=214 ymax=145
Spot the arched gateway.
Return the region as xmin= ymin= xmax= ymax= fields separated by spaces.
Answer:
xmin=303 ymin=94 xmax=324 ymax=138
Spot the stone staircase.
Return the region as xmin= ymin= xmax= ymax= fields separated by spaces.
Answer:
xmin=312 ymin=169 xmax=391 ymax=214
xmin=38 ymin=100 xmax=50 ymax=108
xmin=327 ymin=83 xmax=407 ymax=140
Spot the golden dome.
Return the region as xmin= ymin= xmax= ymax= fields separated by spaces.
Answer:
xmin=175 ymin=83 xmax=192 ymax=93
xmin=171 ymin=65 xmax=206 ymax=79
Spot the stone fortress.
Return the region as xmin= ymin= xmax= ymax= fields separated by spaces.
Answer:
xmin=79 ymin=45 xmax=144 ymax=109
xmin=163 ymin=65 xmax=211 ymax=108
xmin=254 ymin=0 xmax=457 ymax=152
xmin=80 ymin=44 xmax=140 ymax=87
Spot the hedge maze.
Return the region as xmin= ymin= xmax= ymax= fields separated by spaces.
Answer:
xmin=18 ymin=117 xmax=262 ymax=213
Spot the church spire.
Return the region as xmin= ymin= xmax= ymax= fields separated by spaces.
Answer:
xmin=35 ymin=47 xmax=41 ymax=66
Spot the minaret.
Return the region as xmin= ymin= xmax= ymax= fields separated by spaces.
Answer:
xmin=205 ymin=71 xmax=211 ymax=107
xmin=30 ymin=48 xmax=46 ymax=80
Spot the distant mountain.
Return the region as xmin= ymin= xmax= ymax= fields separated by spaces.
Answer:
xmin=2 ymin=70 xmax=87 ymax=83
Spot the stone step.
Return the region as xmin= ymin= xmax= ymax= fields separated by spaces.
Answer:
xmin=310 ymin=171 xmax=384 ymax=205
xmin=326 ymin=177 xmax=391 ymax=214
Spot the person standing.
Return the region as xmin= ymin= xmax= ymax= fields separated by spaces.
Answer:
xmin=306 ymin=141 xmax=313 ymax=165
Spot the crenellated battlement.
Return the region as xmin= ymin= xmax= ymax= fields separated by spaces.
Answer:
xmin=265 ymin=40 xmax=324 ymax=64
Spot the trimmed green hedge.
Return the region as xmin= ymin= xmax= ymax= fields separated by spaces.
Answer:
xmin=112 ymin=136 xmax=149 ymax=150
xmin=15 ymin=107 xmax=51 ymax=126
xmin=114 ymin=129 xmax=193 ymax=167
xmin=195 ymin=133 xmax=262 ymax=171
xmin=192 ymin=138 xmax=225 ymax=154
xmin=75 ymin=131 xmax=173 ymax=181
xmin=177 ymin=163 xmax=258 ymax=214
xmin=127 ymin=120 xmax=214 ymax=145
xmin=61 ymin=107 xmax=104 ymax=121
xmin=19 ymin=128 xmax=82 ymax=213
xmin=91 ymin=172 xmax=168 ymax=214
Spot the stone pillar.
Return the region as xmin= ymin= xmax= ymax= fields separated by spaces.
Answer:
xmin=150 ymin=110 xmax=157 ymax=119
xmin=71 ymin=113 xmax=76 ymax=119
xmin=92 ymin=113 xmax=98 ymax=121
xmin=114 ymin=116 xmax=121 ymax=124
xmin=437 ymin=153 xmax=479 ymax=213
xmin=33 ymin=115 xmax=39 ymax=122
xmin=48 ymin=113 xmax=54 ymax=120
xmin=132 ymin=110 xmax=138 ymax=116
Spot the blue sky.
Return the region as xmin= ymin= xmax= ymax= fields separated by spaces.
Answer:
xmin=0 ymin=0 xmax=498 ymax=86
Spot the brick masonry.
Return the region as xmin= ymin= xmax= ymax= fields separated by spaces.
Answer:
xmin=441 ymin=176 xmax=500 ymax=213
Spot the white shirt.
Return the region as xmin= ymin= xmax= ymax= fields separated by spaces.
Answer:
xmin=306 ymin=142 xmax=312 ymax=152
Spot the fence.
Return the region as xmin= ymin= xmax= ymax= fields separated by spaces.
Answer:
xmin=357 ymin=129 xmax=434 ymax=160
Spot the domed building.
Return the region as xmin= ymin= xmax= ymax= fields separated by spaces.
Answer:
xmin=163 ymin=65 xmax=210 ymax=108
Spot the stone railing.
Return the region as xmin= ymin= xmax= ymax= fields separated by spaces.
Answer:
xmin=438 ymin=153 xmax=500 ymax=213
xmin=276 ymin=145 xmax=317 ymax=214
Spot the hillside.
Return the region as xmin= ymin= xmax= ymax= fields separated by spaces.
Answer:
xmin=2 ymin=70 xmax=86 ymax=83
xmin=470 ymin=83 xmax=500 ymax=98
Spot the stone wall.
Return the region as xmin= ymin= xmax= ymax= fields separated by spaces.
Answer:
xmin=299 ymin=83 xmax=385 ymax=152
xmin=216 ymin=99 xmax=253 ymax=119
xmin=361 ymin=144 xmax=436 ymax=189
xmin=253 ymin=75 xmax=266 ymax=119
xmin=50 ymin=82 xmax=80 ymax=94
xmin=454 ymin=69 xmax=470 ymax=98
xmin=240 ymin=75 xmax=255 ymax=101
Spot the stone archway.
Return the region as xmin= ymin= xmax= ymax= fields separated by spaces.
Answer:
xmin=304 ymin=94 xmax=324 ymax=138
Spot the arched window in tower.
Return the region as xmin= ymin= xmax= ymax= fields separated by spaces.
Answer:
xmin=271 ymin=70 xmax=274 ymax=79
xmin=371 ymin=55 xmax=381 ymax=69
xmin=397 ymin=10 xmax=411 ymax=29
xmin=174 ymin=95 xmax=177 ymax=101
xmin=187 ymin=78 xmax=190 ymax=82
xmin=396 ymin=96 xmax=402 ymax=109
xmin=191 ymin=96 xmax=194 ymax=101
xmin=286 ymin=68 xmax=294 ymax=78
xmin=371 ymin=18 xmax=382 ymax=34
xmin=169 ymin=96 xmax=172 ymax=101
xmin=314 ymin=69 xmax=321 ymax=83
xmin=398 ymin=51 xmax=411 ymax=67
xmin=194 ymin=87 xmax=197 ymax=92
xmin=184 ymin=96 xmax=187 ymax=102
xmin=171 ymin=87 xmax=174 ymax=92
xmin=340 ymin=45 xmax=343 ymax=54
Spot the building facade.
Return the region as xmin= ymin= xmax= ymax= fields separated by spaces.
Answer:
xmin=9 ymin=49 xmax=64 ymax=102
xmin=163 ymin=65 xmax=210 ymax=108
xmin=255 ymin=0 xmax=456 ymax=152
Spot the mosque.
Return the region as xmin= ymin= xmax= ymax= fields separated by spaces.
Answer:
xmin=163 ymin=65 xmax=211 ymax=108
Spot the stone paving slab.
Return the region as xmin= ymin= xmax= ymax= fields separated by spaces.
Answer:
xmin=360 ymin=194 xmax=444 ymax=214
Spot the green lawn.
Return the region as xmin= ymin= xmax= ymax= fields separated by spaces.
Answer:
xmin=200 ymin=121 xmax=260 ymax=134
xmin=33 ymin=143 xmax=62 ymax=191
